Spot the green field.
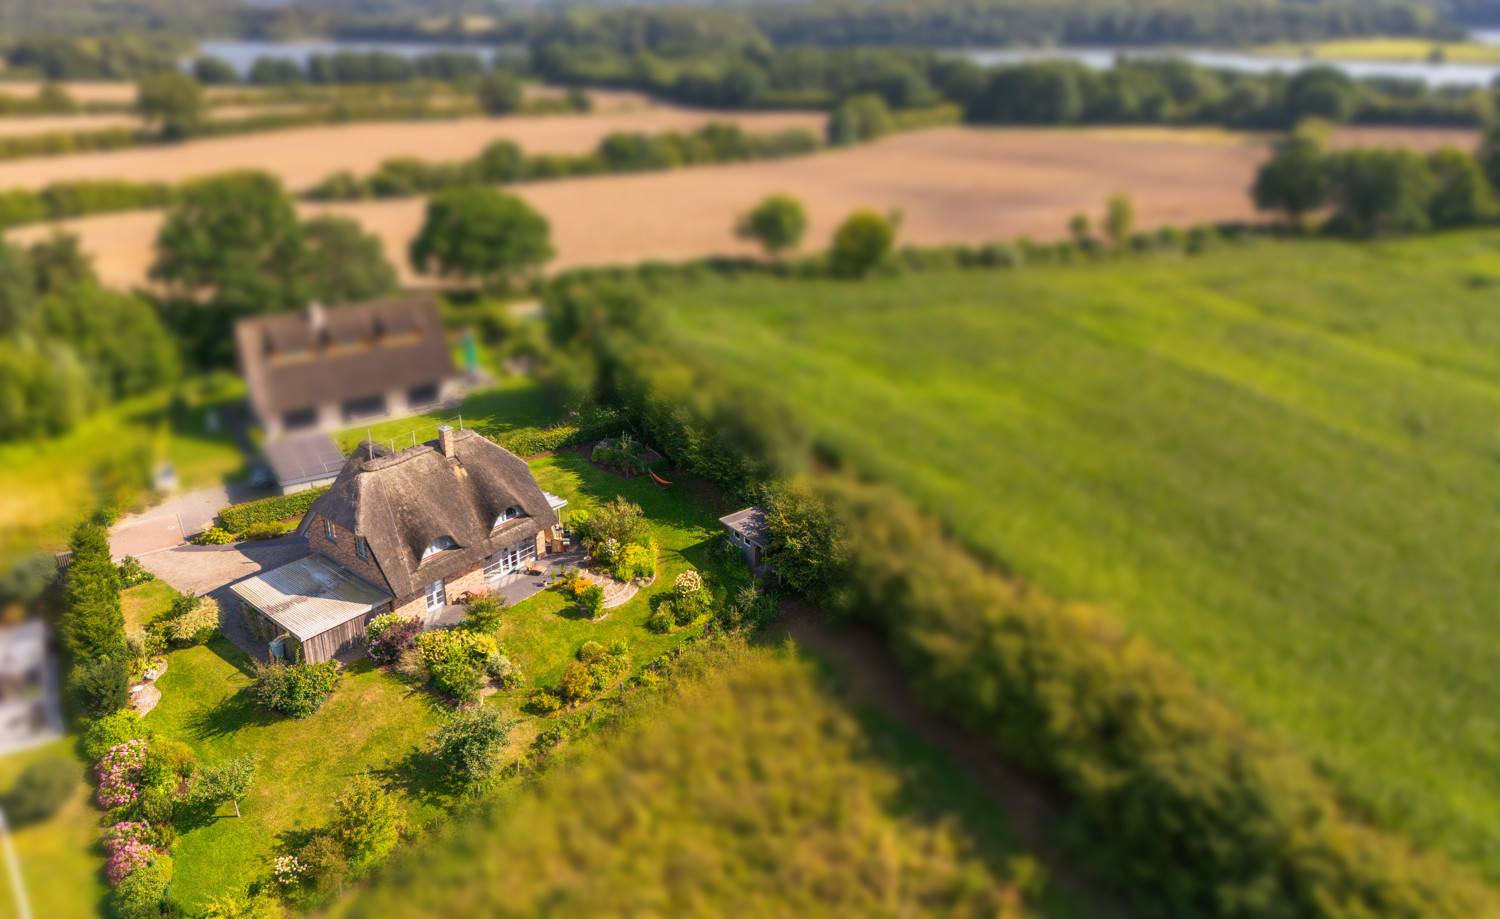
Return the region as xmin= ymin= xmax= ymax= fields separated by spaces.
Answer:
xmin=650 ymin=233 xmax=1500 ymax=875
xmin=332 ymin=375 xmax=555 ymax=455
xmin=1255 ymin=37 xmax=1500 ymax=63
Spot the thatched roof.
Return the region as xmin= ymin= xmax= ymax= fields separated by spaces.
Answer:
xmin=235 ymin=298 xmax=455 ymax=418
xmin=299 ymin=430 xmax=559 ymax=600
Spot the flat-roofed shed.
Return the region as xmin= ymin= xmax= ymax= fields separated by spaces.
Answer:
xmin=231 ymin=554 xmax=392 ymax=664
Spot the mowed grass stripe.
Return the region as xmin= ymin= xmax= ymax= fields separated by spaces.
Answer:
xmin=657 ymin=235 xmax=1500 ymax=871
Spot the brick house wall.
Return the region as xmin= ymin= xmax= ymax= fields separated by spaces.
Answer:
xmin=307 ymin=513 xmax=391 ymax=594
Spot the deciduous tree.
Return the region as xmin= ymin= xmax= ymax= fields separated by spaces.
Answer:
xmin=830 ymin=210 xmax=896 ymax=278
xmin=300 ymin=215 xmax=400 ymax=305
xmin=408 ymin=186 xmax=553 ymax=292
xmin=736 ymin=193 xmax=808 ymax=258
xmin=137 ymin=70 xmax=205 ymax=140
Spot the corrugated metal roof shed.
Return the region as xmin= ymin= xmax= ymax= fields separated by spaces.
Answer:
xmin=231 ymin=555 xmax=390 ymax=642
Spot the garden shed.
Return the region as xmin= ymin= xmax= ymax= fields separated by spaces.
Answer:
xmin=231 ymin=554 xmax=392 ymax=664
xmin=719 ymin=507 xmax=771 ymax=574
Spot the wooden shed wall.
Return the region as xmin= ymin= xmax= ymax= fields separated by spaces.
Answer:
xmin=300 ymin=609 xmax=382 ymax=664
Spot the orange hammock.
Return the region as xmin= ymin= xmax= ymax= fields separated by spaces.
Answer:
xmin=649 ymin=469 xmax=673 ymax=487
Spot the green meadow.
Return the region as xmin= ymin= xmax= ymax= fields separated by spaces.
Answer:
xmin=652 ymin=232 xmax=1500 ymax=875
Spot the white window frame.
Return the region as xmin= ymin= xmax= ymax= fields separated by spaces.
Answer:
xmin=493 ymin=506 xmax=524 ymax=529
xmin=424 ymin=578 xmax=446 ymax=611
xmin=355 ymin=537 xmax=368 ymax=561
xmin=422 ymin=536 xmax=457 ymax=560
xmin=485 ymin=541 xmax=526 ymax=580
xmin=324 ymin=519 xmax=337 ymax=541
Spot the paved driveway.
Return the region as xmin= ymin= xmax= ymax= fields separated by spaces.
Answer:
xmin=109 ymin=481 xmax=278 ymax=561
xmin=140 ymin=536 xmax=310 ymax=661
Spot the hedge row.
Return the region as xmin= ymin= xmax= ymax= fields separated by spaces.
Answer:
xmin=217 ymin=487 xmax=329 ymax=532
xmin=305 ymin=122 xmax=822 ymax=202
xmin=495 ymin=409 xmax=626 ymax=458
xmin=0 ymin=181 xmax=178 ymax=230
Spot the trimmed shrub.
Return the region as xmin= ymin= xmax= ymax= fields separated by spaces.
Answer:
xmin=217 ymin=487 xmax=328 ymax=532
xmin=5 ymin=756 xmax=78 ymax=826
xmin=242 ymin=521 xmax=285 ymax=541
xmin=577 ymin=584 xmax=605 ymax=620
xmin=251 ymin=661 xmax=339 ymax=717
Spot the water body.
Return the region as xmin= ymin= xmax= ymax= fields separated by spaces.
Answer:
xmin=196 ymin=39 xmax=495 ymax=76
xmin=199 ymin=38 xmax=1500 ymax=88
xmin=956 ymin=46 xmax=1500 ymax=88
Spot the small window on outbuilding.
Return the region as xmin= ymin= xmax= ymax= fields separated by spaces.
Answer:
xmin=423 ymin=536 xmax=458 ymax=560
xmin=324 ymin=519 xmax=337 ymax=541
xmin=356 ymin=537 xmax=369 ymax=561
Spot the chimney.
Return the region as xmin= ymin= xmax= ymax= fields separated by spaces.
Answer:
xmin=437 ymin=424 xmax=457 ymax=458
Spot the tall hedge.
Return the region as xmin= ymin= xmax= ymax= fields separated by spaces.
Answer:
xmin=217 ymin=487 xmax=328 ymax=532
xmin=61 ymin=519 xmax=125 ymax=661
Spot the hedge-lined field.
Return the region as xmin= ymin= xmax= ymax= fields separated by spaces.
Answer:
xmin=334 ymin=637 xmax=1060 ymax=918
xmin=649 ymin=233 xmax=1500 ymax=876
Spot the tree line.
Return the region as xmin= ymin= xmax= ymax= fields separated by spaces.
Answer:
xmin=1254 ymin=119 xmax=1500 ymax=235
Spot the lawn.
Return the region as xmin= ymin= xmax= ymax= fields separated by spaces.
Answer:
xmin=122 ymin=580 xmax=179 ymax=633
xmin=332 ymin=375 xmax=555 ymax=455
xmin=146 ymin=639 xmax=450 ymax=910
xmin=0 ymin=374 xmax=246 ymax=566
xmin=648 ymin=232 xmax=1500 ymax=877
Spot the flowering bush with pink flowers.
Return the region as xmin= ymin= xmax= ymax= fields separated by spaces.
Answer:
xmin=95 ymin=739 xmax=148 ymax=810
xmin=103 ymin=821 xmax=155 ymax=886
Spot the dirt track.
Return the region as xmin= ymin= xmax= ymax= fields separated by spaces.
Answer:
xmin=8 ymin=124 xmax=1478 ymax=290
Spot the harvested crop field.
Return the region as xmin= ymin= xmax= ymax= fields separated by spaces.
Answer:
xmin=0 ymin=113 xmax=140 ymax=137
xmin=9 ymin=126 xmax=1270 ymax=287
xmin=0 ymin=107 xmax=825 ymax=192
xmin=8 ymin=124 xmax=1471 ymax=290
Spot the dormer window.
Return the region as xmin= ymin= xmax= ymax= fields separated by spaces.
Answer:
xmin=493 ymin=506 xmax=523 ymax=529
xmin=422 ymin=536 xmax=458 ymax=560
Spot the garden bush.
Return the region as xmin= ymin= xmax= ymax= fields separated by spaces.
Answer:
xmin=524 ymin=689 xmax=563 ymax=715
xmin=82 ymin=710 xmax=149 ymax=761
xmin=577 ymin=584 xmax=605 ymax=619
xmin=95 ymin=740 xmax=148 ymax=811
xmin=367 ymin=613 xmax=422 ymax=664
xmin=134 ymin=786 xmax=175 ymax=826
xmin=72 ymin=655 xmax=132 ymax=718
xmin=430 ymin=707 xmax=511 ymax=788
xmin=590 ymin=436 xmax=647 ymax=476
xmin=109 ymin=853 xmax=172 ymax=918
xmin=297 ymin=832 xmax=349 ymax=894
xmin=569 ymin=496 xmax=647 ymax=554
xmin=251 ymin=661 xmax=339 ymax=717
xmin=195 ymin=526 xmax=234 ymax=545
xmin=646 ymin=605 xmax=674 ymax=634
xmin=330 ymin=775 xmax=402 ymax=874
xmin=217 ymin=487 xmax=328 ymax=532
xmin=141 ymin=736 xmax=197 ymax=788
xmin=5 ymin=756 xmax=78 ymax=826
xmin=166 ymin=595 xmax=219 ymax=646
xmin=613 ymin=539 xmax=656 ymax=582
xmin=116 ymin=556 xmax=154 ymax=587
xmin=560 ymin=640 xmax=631 ymax=703
xmin=417 ymin=629 xmax=499 ymax=700
xmin=460 ymin=593 xmax=507 ymax=633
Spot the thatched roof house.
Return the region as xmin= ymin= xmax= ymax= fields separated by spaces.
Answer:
xmin=231 ymin=426 xmax=564 ymax=663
